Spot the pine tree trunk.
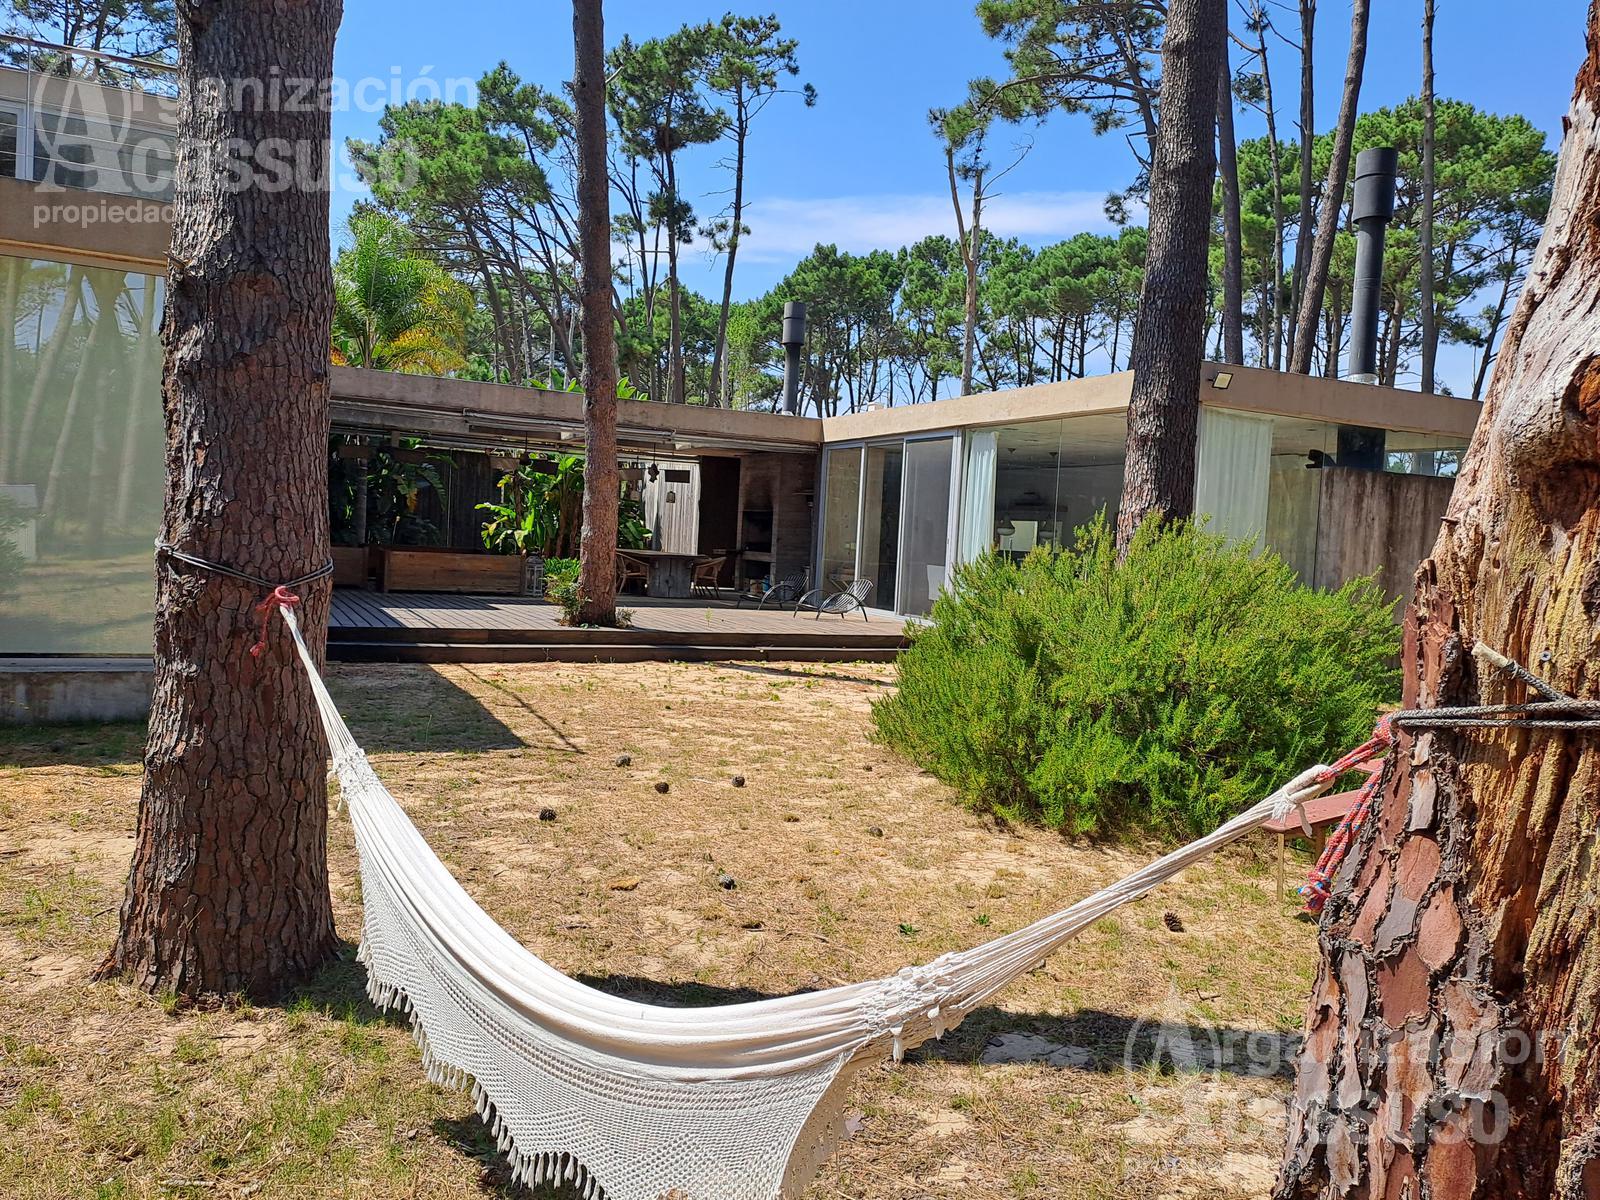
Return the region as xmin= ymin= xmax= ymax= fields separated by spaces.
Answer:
xmin=1277 ymin=14 xmax=1600 ymax=1193
xmin=709 ymin=96 xmax=747 ymax=409
xmin=1217 ymin=50 xmax=1246 ymax=365
xmin=1290 ymin=0 xmax=1370 ymax=374
xmin=1286 ymin=0 xmax=1316 ymax=369
xmin=573 ymin=0 xmax=619 ymax=627
xmin=1419 ymin=0 xmax=1438 ymax=392
xmin=1116 ymin=0 xmax=1225 ymax=551
xmin=97 ymin=0 xmax=342 ymax=1000
xmin=1253 ymin=5 xmax=1288 ymax=370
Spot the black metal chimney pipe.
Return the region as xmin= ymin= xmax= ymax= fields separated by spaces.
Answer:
xmin=1336 ymin=146 xmax=1398 ymax=469
xmin=780 ymin=301 xmax=807 ymax=416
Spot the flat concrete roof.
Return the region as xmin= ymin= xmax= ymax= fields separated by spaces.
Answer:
xmin=0 ymin=175 xmax=170 ymax=271
xmin=331 ymin=360 xmax=1480 ymax=456
xmin=330 ymin=366 xmax=823 ymax=455
xmin=822 ymin=363 xmax=1481 ymax=443
xmin=0 ymin=63 xmax=174 ymax=272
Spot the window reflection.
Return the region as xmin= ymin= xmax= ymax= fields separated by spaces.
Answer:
xmin=0 ymin=255 xmax=165 ymax=653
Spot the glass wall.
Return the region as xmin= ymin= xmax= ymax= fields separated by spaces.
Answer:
xmin=961 ymin=415 xmax=1126 ymax=563
xmin=1 ymin=254 xmax=165 ymax=653
xmin=858 ymin=444 xmax=902 ymax=604
xmin=819 ymin=448 xmax=861 ymax=589
xmin=817 ymin=437 xmax=954 ymax=617
xmin=900 ymin=438 xmax=954 ymax=614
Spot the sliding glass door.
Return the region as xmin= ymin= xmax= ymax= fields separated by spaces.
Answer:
xmin=817 ymin=436 xmax=957 ymax=617
xmin=899 ymin=438 xmax=954 ymax=615
xmin=858 ymin=444 xmax=902 ymax=607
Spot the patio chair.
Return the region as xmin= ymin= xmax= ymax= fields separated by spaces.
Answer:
xmin=690 ymin=555 xmax=728 ymax=599
xmin=794 ymin=577 xmax=874 ymax=620
xmin=616 ymin=553 xmax=648 ymax=595
xmin=745 ymin=566 xmax=811 ymax=611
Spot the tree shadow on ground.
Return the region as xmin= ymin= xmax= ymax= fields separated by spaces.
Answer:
xmin=327 ymin=666 xmax=528 ymax=755
xmin=718 ymin=662 xmax=895 ymax=688
xmin=456 ymin=666 xmax=585 ymax=755
xmin=577 ymin=975 xmax=1299 ymax=1080
xmin=263 ymin=940 xmax=411 ymax=1029
xmin=0 ymin=719 xmax=146 ymax=767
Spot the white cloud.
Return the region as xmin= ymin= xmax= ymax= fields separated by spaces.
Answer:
xmin=732 ymin=189 xmax=1131 ymax=262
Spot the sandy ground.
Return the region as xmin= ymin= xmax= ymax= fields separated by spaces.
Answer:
xmin=0 ymin=659 xmax=1321 ymax=1199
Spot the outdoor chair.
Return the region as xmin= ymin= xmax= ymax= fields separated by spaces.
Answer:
xmin=744 ymin=566 xmax=811 ymax=611
xmin=794 ymin=577 xmax=874 ymax=620
xmin=616 ymin=553 xmax=648 ymax=595
xmin=690 ymin=555 xmax=728 ymax=599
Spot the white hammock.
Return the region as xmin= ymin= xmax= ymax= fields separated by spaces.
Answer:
xmin=281 ymin=608 xmax=1332 ymax=1200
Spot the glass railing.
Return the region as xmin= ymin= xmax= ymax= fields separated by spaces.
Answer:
xmin=0 ymin=35 xmax=177 ymax=202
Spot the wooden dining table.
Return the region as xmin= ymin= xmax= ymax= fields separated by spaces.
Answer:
xmin=619 ymin=548 xmax=704 ymax=599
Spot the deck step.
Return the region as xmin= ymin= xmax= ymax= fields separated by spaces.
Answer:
xmin=327 ymin=640 xmax=902 ymax=665
xmin=327 ymin=623 xmax=904 ymax=650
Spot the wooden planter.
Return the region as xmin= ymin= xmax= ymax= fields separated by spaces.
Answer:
xmin=331 ymin=545 xmax=374 ymax=588
xmin=377 ymin=547 xmax=526 ymax=595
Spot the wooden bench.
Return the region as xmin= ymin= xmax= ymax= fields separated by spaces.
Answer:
xmin=1262 ymin=760 xmax=1382 ymax=901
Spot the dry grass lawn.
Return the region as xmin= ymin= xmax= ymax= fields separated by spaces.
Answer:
xmin=0 ymin=659 xmax=1323 ymax=1200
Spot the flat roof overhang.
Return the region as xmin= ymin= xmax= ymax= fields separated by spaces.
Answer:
xmin=819 ymin=363 xmax=1482 ymax=444
xmin=330 ymin=365 xmax=823 ymax=456
xmin=0 ymin=175 xmax=170 ymax=272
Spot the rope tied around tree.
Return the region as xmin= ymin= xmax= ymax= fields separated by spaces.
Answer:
xmin=154 ymin=540 xmax=332 ymax=660
xmin=250 ymin=586 xmax=303 ymax=658
xmin=1300 ymin=641 xmax=1600 ymax=912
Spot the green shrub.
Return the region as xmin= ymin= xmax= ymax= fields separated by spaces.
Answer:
xmin=546 ymin=576 xmax=583 ymax=623
xmin=872 ymin=516 xmax=1400 ymax=839
xmin=543 ymin=557 xmax=580 ymax=587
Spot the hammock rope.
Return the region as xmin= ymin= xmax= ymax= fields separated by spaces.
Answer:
xmin=1300 ymin=642 xmax=1600 ymax=911
xmin=270 ymin=604 xmax=1362 ymax=1199
xmin=166 ymin=547 xmax=1599 ymax=1196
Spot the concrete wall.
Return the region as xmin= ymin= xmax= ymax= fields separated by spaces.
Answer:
xmin=1311 ymin=468 xmax=1455 ymax=604
xmin=0 ymin=658 xmax=153 ymax=724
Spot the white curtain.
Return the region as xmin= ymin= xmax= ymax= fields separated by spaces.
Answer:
xmin=955 ymin=429 xmax=998 ymax=565
xmin=1194 ymin=408 xmax=1272 ymax=548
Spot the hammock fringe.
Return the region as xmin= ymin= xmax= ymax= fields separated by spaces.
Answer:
xmin=274 ymin=605 xmax=1357 ymax=1200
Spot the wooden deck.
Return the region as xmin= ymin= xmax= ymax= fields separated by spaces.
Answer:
xmin=328 ymin=589 xmax=908 ymax=663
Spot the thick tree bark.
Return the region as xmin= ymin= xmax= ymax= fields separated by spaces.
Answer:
xmin=1277 ymin=12 xmax=1600 ymax=1194
xmin=573 ymin=0 xmax=619 ymax=627
xmin=1116 ymin=0 xmax=1225 ymax=551
xmin=1420 ymin=0 xmax=1438 ymax=392
xmin=1290 ymin=0 xmax=1370 ymax=374
xmin=1217 ymin=49 xmax=1245 ymax=365
xmin=99 ymin=0 xmax=342 ymax=998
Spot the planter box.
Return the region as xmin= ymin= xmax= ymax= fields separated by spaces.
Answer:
xmin=331 ymin=545 xmax=373 ymax=588
xmin=377 ymin=547 xmax=525 ymax=595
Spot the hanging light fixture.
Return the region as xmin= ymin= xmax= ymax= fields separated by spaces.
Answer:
xmin=997 ymin=519 xmax=1016 ymax=537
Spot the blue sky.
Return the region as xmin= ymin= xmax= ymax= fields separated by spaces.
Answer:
xmin=329 ymin=0 xmax=1589 ymax=391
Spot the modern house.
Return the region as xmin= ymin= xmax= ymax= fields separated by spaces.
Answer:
xmin=0 ymin=42 xmax=1479 ymax=721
